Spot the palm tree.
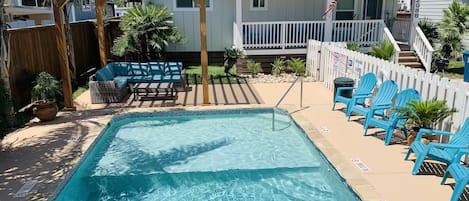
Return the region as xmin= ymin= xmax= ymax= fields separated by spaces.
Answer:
xmin=438 ymin=1 xmax=469 ymax=59
xmin=112 ymin=5 xmax=185 ymax=61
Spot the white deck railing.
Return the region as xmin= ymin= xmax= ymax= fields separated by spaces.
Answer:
xmin=240 ymin=20 xmax=384 ymax=50
xmin=307 ymin=40 xmax=469 ymax=133
xmin=242 ymin=21 xmax=325 ymax=49
xmin=330 ymin=20 xmax=383 ymax=46
xmin=382 ymin=27 xmax=401 ymax=64
xmin=413 ymin=26 xmax=435 ymax=72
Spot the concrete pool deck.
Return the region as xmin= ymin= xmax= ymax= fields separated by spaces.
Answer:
xmin=0 ymin=81 xmax=457 ymax=200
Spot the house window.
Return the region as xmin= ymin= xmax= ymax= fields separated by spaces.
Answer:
xmin=251 ymin=0 xmax=267 ymax=10
xmin=82 ymin=0 xmax=95 ymax=11
xmin=335 ymin=0 xmax=354 ymax=20
xmin=175 ymin=0 xmax=212 ymax=11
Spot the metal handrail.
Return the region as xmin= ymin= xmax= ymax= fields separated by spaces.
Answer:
xmin=272 ymin=76 xmax=303 ymax=131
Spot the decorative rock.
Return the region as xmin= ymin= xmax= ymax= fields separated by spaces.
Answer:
xmin=245 ymin=73 xmax=316 ymax=83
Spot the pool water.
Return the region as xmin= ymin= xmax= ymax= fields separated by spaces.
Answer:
xmin=54 ymin=109 xmax=360 ymax=201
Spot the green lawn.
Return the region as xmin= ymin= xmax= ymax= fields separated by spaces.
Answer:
xmin=185 ymin=66 xmax=246 ymax=84
xmin=435 ymin=60 xmax=465 ymax=80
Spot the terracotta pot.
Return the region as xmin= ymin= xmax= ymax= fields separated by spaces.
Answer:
xmin=33 ymin=100 xmax=58 ymax=122
xmin=407 ymin=130 xmax=418 ymax=146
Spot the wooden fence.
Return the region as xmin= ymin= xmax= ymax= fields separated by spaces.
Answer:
xmin=306 ymin=40 xmax=469 ymax=133
xmin=8 ymin=21 xmax=100 ymax=106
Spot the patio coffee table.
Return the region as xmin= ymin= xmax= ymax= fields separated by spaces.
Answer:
xmin=132 ymin=82 xmax=176 ymax=101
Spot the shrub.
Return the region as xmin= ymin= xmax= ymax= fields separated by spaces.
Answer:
xmin=347 ymin=43 xmax=361 ymax=51
xmin=418 ymin=18 xmax=439 ymax=46
xmin=370 ymin=40 xmax=395 ymax=61
xmin=271 ymin=58 xmax=285 ymax=76
xmin=246 ymin=60 xmax=262 ymax=76
xmin=287 ymin=58 xmax=306 ymax=76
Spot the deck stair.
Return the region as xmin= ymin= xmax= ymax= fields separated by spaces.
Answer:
xmin=397 ymin=44 xmax=424 ymax=70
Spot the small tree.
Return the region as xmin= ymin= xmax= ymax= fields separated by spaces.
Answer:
xmin=438 ymin=1 xmax=469 ymax=59
xmin=112 ymin=5 xmax=185 ymax=61
xmin=223 ymin=47 xmax=245 ymax=75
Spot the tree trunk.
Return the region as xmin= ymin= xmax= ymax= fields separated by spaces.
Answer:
xmin=63 ymin=4 xmax=77 ymax=82
xmin=0 ymin=0 xmax=17 ymax=127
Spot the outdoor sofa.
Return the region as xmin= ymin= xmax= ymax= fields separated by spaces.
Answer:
xmin=89 ymin=62 xmax=185 ymax=104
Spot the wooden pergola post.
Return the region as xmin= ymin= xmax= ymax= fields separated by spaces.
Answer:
xmin=198 ymin=0 xmax=209 ymax=105
xmin=95 ymin=0 xmax=107 ymax=67
xmin=53 ymin=0 xmax=75 ymax=111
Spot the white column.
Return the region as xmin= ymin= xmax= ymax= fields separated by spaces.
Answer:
xmin=324 ymin=0 xmax=333 ymax=42
xmin=409 ymin=0 xmax=420 ymax=50
xmin=236 ymin=0 xmax=242 ymax=33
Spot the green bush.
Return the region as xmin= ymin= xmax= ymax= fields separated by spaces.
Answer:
xmin=271 ymin=58 xmax=285 ymax=76
xmin=246 ymin=60 xmax=262 ymax=76
xmin=418 ymin=18 xmax=439 ymax=46
xmin=287 ymin=58 xmax=306 ymax=75
xmin=346 ymin=43 xmax=361 ymax=51
xmin=370 ymin=40 xmax=395 ymax=61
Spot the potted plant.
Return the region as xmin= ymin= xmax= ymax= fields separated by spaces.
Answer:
xmin=223 ymin=47 xmax=245 ymax=75
xmin=31 ymin=72 xmax=61 ymax=121
xmin=392 ymin=98 xmax=457 ymax=145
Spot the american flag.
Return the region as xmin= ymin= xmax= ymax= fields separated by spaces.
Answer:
xmin=322 ymin=0 xmax=337 ymax=17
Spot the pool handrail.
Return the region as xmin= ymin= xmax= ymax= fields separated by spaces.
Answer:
xmin=272 ymin=76 xmax=303 ymax=131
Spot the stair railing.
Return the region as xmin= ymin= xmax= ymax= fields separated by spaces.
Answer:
xmin=412 ymin=26 xmax=434 ymax=72
xmin=272 ymin=76 xmax=303 ymax=131
xmin=382 ymin=26 xmax=401 ymax=64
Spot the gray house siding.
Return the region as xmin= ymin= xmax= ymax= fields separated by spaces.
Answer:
xmin=152 ymin=0 xmax=235 ymax=52
xmin=242 ymin=0 xmax=326 ymax=22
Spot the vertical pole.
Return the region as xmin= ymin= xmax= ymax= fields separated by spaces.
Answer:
xmin=199 ymin=0 xmax=209 ymax=105
xmin=324 ymin=0 xmax=333 ymax=42
xmin=53 ymin=0 xmax=75 ymax=111
xmin=235 ymin=0 xmax=242 ymax=39
xmin=95 ymin=0 xmax=106 ymax=67
xmin=300 ymin=76 xmax=303 ymax=108
xmin=272 ymin=109 xmax=275 ymax=131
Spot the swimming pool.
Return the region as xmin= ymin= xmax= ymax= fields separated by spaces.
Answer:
xmin=53 ymin=108 xmax=361 ymax=201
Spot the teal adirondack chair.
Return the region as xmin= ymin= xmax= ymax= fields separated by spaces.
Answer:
xmin=332 ymin=72 xmax=377 ymax=113
xmin=441 ymin=149 xmax=469 ymax=201
xmin=346 ymin=80 xmax=398 ymax=121
xmin=363 ymin=88 xmax=421 ymax=145
xmin=405 ymin=117 xmax=469 ymax=175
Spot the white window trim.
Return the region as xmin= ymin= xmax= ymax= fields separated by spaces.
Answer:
xmin=250 ymin=0 xmax=268 ymax=11
xmin=174 ymin=0 xmax=213 ymax=11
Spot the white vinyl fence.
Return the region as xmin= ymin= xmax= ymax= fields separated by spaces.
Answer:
xmin=306 ymin=40 xmax=469 ymax=133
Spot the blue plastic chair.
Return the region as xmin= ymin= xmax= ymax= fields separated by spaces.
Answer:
xmin=405 ymin=117 xmax=469 ymax=175
xmin=363 ymin=88 xmax=421 ymax=145
xmin=346 ymin=80 xmax=398 ymax=121
xmin=332 ymin=72 xmax=377 ymax=113
xmin=441 ymin=149 xmax=469 ymax=201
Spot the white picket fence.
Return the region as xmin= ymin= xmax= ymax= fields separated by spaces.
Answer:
xmin=306 ymin=40 xmax=469 ymax=133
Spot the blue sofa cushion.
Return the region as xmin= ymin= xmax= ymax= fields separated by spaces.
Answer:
xmin=165 ymin=62 xmax=182 ymax=75
xmin=113 ymin=76 xmax=128 ymax=89
xmin=148 ymin=62 xmax=165 ymax=75
xmin=95 ymin=67 xmax=114 ymax=81
xmin=128 ymin=63 xmax=149 ymax=76
xmin=111 ymin=63 xmax=128 ymax=76
xmin=162 ymin=75 xmax=182 ymax=82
